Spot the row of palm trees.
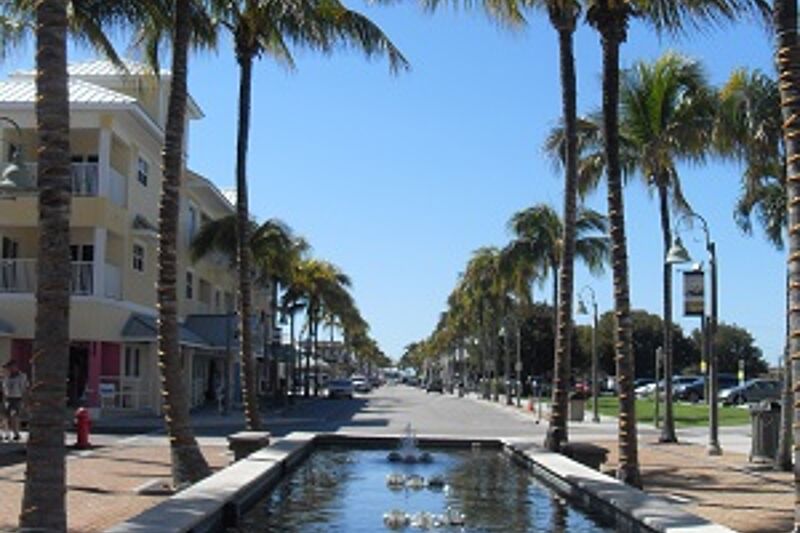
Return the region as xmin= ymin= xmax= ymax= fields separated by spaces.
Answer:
xmin=413 ymin=0 xmax=792 ymax=499
xmin=2 ymin=0 xmax=401 ymax=529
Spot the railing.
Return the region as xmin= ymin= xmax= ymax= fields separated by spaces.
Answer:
xmin=23 ymin=162 xmax=126 ymax=206
xmin=0 ymin=259 xmax=108 ymax=296
xmin=98 ymin=375 xmax=146 ymax=410
xmin=104 ymin=262 xmax=122 ymax=300
xmin=0 ymin=258 xmax=36 ymax=292
xmin=71 ymin=261 xmax=93 ymax=295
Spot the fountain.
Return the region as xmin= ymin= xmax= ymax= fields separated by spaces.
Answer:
xmin=387 ymin=424 xmax=433 ymax=463
xmin=383 ymin=509 xmax=409 ymax=529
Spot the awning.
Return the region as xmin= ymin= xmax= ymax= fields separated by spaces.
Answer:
xmin=121 ymin=313 xmax=209 ymax=347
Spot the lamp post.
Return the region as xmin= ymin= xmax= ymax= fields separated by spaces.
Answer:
xmin=666 ymin=212 xmax=721 ymax=456
xmin=0 ymin=116 xmax=35 ymax=195
xmin=577 ymin=286 xmax=599 ymax=423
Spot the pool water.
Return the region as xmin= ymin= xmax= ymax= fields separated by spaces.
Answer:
xmin=232 ymin=447 xmax=616 ymax=532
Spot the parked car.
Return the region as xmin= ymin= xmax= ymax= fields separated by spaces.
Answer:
xmin=425 ymin=380 xmax=444 ymax=393
xmin=720 ymin=378 xmax=781 ymax=405
xmin=352 ymin=375 xmax=372 ymax=393
xmin=327 ymin=379 xmax=354 ymax=399
xmin=674 ymin=375 xmax=738 ymax=403
xmin=635 ymin=376 xmax=699 ymax=398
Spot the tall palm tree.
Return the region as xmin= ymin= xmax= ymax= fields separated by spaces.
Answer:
xmin=8 ymin=0 xmax=164 ymax=526
xmin=622 ymin=52 xmax=716 ymax=444
xmin=554 ymin=53 xmax=716 ymax=443
xmin=584 ymin=0 xmax=759 ymax=487
xmin=209 ymin=0 xmax=407 ymax=429
xmin=18 ymin=2 xmax=71 ymax=529
xmin=501 ymin=203 xmax=608 ymax=447
xmin=155 ymin=0 xmax=213 ymax=484
xmin=715 ymin=67 xmax=792 ymax=469
xmin=773 ymin=0 xmax=800 ymax=516
xmin=422 ymin=0 xmax=582 ymax=454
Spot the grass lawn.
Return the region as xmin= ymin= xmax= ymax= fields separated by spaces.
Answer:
xmin=596 ymin=396 xmax=751 ymax=427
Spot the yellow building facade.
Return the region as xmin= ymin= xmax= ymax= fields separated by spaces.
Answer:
xmin=0 ymin=60 xmax=270 ymax=417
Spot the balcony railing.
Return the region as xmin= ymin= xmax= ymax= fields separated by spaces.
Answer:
xmin=0 ymin=259 xmax=121 ymax=299
xmin=23 ymin=162 xmax=125 ymax=206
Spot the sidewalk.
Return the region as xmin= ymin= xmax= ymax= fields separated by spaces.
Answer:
xmin=459 ymin=389 xmax=792 ymax=532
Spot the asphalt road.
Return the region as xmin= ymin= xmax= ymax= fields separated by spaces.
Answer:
xmin=0 ymin=384 xmax=755 ymax=460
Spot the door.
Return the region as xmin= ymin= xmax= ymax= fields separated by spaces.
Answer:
xmin=67 ymin=344 xmax=89 ymax=407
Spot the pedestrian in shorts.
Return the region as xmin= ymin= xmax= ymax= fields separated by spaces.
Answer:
xmin=2 ymin=360 xmax=28 ymax=441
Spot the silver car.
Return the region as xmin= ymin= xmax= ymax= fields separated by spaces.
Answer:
xmin=327 ymin=379 xmax=354 ymax=399
xmin=720 ymin=379 xmax=780 ymax=405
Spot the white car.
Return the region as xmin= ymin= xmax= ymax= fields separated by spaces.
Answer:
xmin=352 ymin=376 xmax=371 ymax=393
xmin=327 ymin=379 xmax=354 ymax=399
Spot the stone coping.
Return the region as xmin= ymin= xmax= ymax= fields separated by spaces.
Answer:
xmin=105 ymin=432 xmax=733 ymax=533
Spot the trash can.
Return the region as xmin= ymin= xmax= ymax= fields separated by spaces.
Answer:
xmin=749 ymin=400 xmax=780 ymax=464
xmin=569 ymin=393 xmax=586 ymax=422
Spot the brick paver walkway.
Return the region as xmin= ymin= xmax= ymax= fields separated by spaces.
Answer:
xmin=597 ymin=438 xmax=792 ymax=532
xmin=0 ymin=441 xmax=229 ymax=532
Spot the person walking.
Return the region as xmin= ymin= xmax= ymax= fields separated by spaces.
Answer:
xmin=2 ymin=360 xmax=28 ymax=441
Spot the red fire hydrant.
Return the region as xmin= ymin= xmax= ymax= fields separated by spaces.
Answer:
xmin=74 ymin=407 xmax=91 ymax=449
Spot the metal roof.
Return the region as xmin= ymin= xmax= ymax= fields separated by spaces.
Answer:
xmin=14 ymin=59 xmax=166 ymax=79
xmin=121 ymin=313 xmax=210 ymax=347
xmin=0 ymin=78 xmax=135 ymax=105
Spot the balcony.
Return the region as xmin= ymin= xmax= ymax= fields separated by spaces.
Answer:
xmin=23 ymin=162 xmax=126 ymax=206
xmin=0 ymin=259 xmax=122 ymax=299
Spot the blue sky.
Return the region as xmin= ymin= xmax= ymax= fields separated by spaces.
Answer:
xmin=0 ymin=5 xmax=785 ymax=364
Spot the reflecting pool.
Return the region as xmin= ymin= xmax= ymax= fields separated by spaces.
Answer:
xmin=232 ymin=447 xmax=616 ymax=532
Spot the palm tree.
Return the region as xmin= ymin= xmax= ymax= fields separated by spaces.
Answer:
xmin=422 ymin=0 xmax=583 ymax=454
xmin=283 ymin=258 xmax=352 ymax=396
xmin=18 ymin=2 xmax=71 ymax=529
xmin=155 ymin=0 xmax=213 ymax=484
xmin=772 ymin=1 xmax=800 ymax=514
xmin=501 ymin=203 xmax=608 ymax=447
xmin=715 ymin=67 xmax=792 ymax=469
xmin=557 ymin=53 xmax=715 ymax=443
xmin=584 ymin=0 xmax=761 ymax=487
xmin=209 ymin=0 xmax=407 ymax=429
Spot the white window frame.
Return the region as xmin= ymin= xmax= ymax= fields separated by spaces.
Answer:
xmin=124 ymin=345 xmax=142 ymax=378
xmin=132 ymin=241 xmax=145 ymax=273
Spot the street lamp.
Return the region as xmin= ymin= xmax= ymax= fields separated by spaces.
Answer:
xmin=577 ymin=286 xmax=600 ymax=423
xmin=0 ymin=117 xmax=35 ymax=195
xmin=667 ymin=212 xmax=721 ymax=456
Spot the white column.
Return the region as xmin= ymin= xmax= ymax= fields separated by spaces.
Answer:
xmin=93 ymin=228 xmax=107 ymax=298
xmin=98 ymin=128 xmax=111 ymax=198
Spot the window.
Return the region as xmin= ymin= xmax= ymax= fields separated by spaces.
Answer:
xmin=70 ymin=244 xmax=94 ymax=263
xmin=187 ymin=204 xmax=198 ymax=244
xmin=1 ymin=237 xmax=18 ymax=259
xmin=137 ymin=156 xmax=149 ymax=186
xmin=199 ymin=278 xmax=212 ymax=306
xmin=132 ymin=243 xmax=145 ymax=272
xmin=124 ymin=346 xmax=141 ymax=378
xmin=214 ymin=290 xmax=222 ymax=312
xmin=185 ymin=271 xmax=194 ymax=300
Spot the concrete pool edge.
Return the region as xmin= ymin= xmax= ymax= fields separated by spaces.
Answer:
xmin=105 ymin=432 xmax=734 ymax=533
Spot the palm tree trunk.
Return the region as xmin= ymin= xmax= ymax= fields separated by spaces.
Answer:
xmin=658 ymin=183 xmax=677 ymax=443
xmin=19 ymin=2 xmax=71 ymax=528
xmin=313 ymin=318 xmax=320 ymax=396
xmin=546 ymin=16 xmax=578 ymax=452
xmin=304 ymin=319 xmax=311 ymax=398
xmin=155 ymin=0 xmax=210 ymax=486
xmin=777 ymin=266 xmax=792 ymax=470
xmin=775 ymin=0 xmax=800 ymax=516
xmin=235 ymin=50 xmax=261 ymax=430
xmin=595 ymin=4 xmax=641 ymax=487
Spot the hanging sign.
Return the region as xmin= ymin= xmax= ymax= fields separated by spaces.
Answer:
xmin=683 ymin=270 xmax=705 ymax=317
